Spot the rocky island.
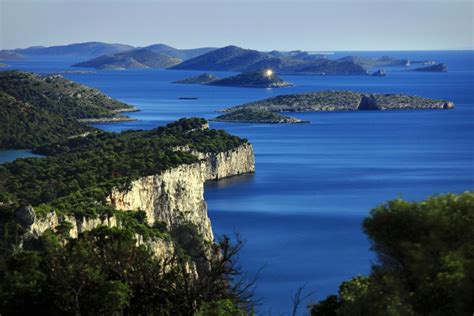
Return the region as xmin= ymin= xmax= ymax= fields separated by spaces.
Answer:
xmin=0 ymin=70 xmax=137 ymax=149
xmin=175 ymin=70 xmax=292 ymax=88
xmin=211 ymin=108 xmax=308 ymax=124
xmin=222 ymin=90 xmax=454 ymax=113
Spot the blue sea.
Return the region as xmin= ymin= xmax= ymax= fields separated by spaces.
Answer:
xmin=2 ymin=51 xmax=473 ymax=314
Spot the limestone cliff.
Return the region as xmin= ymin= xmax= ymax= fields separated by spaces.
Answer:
xmin=25 ymin=143 xmax=255 ymax=245
xmin=108 ymin=143 xmax=255 ymax=241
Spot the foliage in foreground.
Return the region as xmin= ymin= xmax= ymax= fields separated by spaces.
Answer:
xmin=0 ymin=211 xmax=254 ymax=315
xmin=310 ymin=192 xmax=474 ymax=316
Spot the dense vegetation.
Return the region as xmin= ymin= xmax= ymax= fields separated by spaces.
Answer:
xmin=212 ymin=108 xmax=306 ymax=124
xmin=0 ymin=207 xmax=253 ymax=315
xmin=225 ymin=90 xmax=454 ymax=112
xmin=0 ymin=118 xmax=245 ymax=219
xmin=0 ymin=70 xmax=135 ymax=149
xmin=310 ymin=192 xmax=474 ymax=316
xmin=0 ymin=117 xmax=251 ymax=314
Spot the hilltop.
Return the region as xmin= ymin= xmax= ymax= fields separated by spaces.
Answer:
xmin=224 ymin=90 xmax=454 ymax=112
xmin=73 ymin=48 xmax=182 ymax=70
xmin=0 ymin=70 xmax=136 ymax=148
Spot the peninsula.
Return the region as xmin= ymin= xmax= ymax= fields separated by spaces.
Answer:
xmin=222 ymin=90 xmax=454 ymax=113
xmin=0 ymin=70 xmax=136 ymax=149
xmin=0 ymin=117 xmax=255 ymax=314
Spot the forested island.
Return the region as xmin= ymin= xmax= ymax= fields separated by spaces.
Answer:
xmin=223 ymin=90 xmax=454 ymax=113
xmin=0 ymin=70 xmax=136 ymax=149
xmin=175 ymin=70 xmax=293 ymax=88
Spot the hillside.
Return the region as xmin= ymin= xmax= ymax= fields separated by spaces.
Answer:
xmin=73 ymin=48 xmax=182 ymax=70
xmin=224 ymin=90 xmax=455 ymax=112
xmin=9 ymin=42 xmax=134 ymax=57
xmin=170 ymin=45 xmax=368 ymax=75
xmin=0 ymin=70 xmax=135 ymax=148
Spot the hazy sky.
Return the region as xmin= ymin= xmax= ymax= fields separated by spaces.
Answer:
xmin=1 ymin=0 xmax=473 ymax=51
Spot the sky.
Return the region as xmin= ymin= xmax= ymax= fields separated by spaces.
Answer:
xmin=1 ymin=0 xmax=473 ymax=51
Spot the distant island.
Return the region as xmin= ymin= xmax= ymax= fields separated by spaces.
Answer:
xmin=337 ymin=55 xmax=410 ymax=68
xmin=170 ymin=45 xmax=369 ymax=75
xmin=0 ymin=70 xmax=136 ymax=149
xmin=211 ymin=108 xmax=308 ymax=124
xmin=73 ymin=48 xmax=182 ymax=70
xmin=413 ymin=63 xmax=448 ymax=72
xmin=3 ymin=42 xmax=134 ymax=57
xmin=175 ymin=70 xmax=293 ymax=88
xmin=222 ymin=90 xmax=454 ymax=113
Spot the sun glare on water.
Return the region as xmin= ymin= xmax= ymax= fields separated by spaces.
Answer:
xmin=265 ymin=69 xmax=273 ymax=77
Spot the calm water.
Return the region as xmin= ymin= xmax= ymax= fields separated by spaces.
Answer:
xmin=2 ymin=51 xmax=474 ymax=314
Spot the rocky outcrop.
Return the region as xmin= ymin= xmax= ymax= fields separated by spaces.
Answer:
xmin=28 ymin=211 xmax=118 ymax=239
xmin=371 ymin=69 xmax=386 ymax=77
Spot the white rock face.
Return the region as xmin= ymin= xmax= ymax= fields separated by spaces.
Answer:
xmin=28 ymin=143 xmax=255 ymax=248
xmin=108 ymin=143 xmax=255 ymax=241
xmin=30 ymin=213 xmax=117 ymax=239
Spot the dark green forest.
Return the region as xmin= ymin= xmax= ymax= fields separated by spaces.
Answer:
xmin=310 ymin=192 xmax=474 ymax=316
xmin=0 ymin=117 xmax=245 ymax=219
xmin=0 ymin=70 xmax=133 ymax=149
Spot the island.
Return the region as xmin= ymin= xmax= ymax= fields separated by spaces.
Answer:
xmin=170 ymin=45 xmax=368 ymax=75
xmin=175 ymin=70 xmax=293 ymax=88
xmin=413 ymin=63 xmax=448 ymax=72
xmin=0 ymin=70 xmax=137 ymax=149
xmin=73 ymin=48 xmax=182 ymax=70
xmin=222 ymin=90 xmax=454 ymax=113
xmin=211 ymin=108 xmax=308 ymax=124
